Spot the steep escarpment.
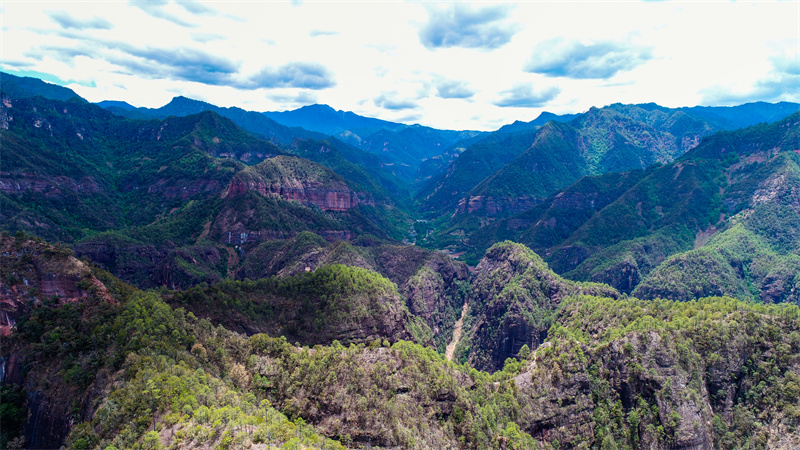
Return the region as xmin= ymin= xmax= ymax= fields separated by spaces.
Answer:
xmin=437 ymin=110 xmax=800 ymax=298
xmin=223 ymin=232 xmax=469 ymax=350
xmin=0 ymin=233 xmax=124 ymax=449
xmin=456 ymin=242 xmax=618 ymax=372
xmin=226 ymin=155 xmax=374 ymax=211
xmin=4 ymin=233 xmax=800 ymax=450
xmin=0 ymin=232 xmax=114 ymax=336
xmin=512 ymin=295 xmax=800 ymax=449
xmin=1 ymin=93 xmax=410 ymax=292
xmin=169 ymin=265 xmax=420 ymax=346
xmin=459 ymin=169 xmax=649 ymax=265
xmin=449 ymin=104 xmax=717 ymax=219
xmin=563 ymin=112 xmax=800 ymax=297
xmin=416 ymin=128 xmax=545 ymax=215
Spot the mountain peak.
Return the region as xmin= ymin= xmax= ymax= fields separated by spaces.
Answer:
xmin=296 ymin=103 xmax=337 ymax=112
xmin=157 ymin=96 xmax=216 ymax=117
xmin=166 ymin=95 xmax=210 ymax=107
xmin=96 ymin=100 xmax=137 ymax=111
xmin=0 ymin=71 xmax=86 ymax=102
xmin=263 ymin=103 xmax=401 ymax=136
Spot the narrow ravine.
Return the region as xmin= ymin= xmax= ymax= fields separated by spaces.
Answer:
xmin=445 ymin=302 xmax=469 ymax=361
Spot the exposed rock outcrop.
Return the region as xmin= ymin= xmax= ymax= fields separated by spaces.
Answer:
xmin=1 ymin=234 xmax=113 ymax=335
xmin=225 ymin=155 xmax=374 ymax=211
xmin=74 ymin=239 xmax=170 ymax=288
xmin=0 ymin=233 xmax=116 ymax=448
xmin=0 ymin=172 xmax=102 ymax=197
xmin=460 ymin=242 xmax=618 ymax=372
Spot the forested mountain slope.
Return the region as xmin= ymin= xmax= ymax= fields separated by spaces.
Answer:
xmin=0 ymin=92 xmax=412 ymax=290
xmin=3 ymin=233 xmax=799 ymax=449
xmin=99 ymin=95 xmax=325 ymax=146
xmin=3 ymin=72 xmax=800 ymax=450
xmin=449 ymin=111 xmax=800 ymax=300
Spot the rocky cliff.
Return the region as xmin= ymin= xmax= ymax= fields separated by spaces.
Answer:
xmin=512 ymin=295 xmax=800 ymax=449
xmin=0 ymin=232 xmax=120 ymax=448
xmin=457 ymin=242 xmax=619 ymax=372
xmin=233 ymin=233 xmax=470 ymax=351
xmin=169 ymin=264 xmax=418 ymax=346
xmin=0 ymin=233 xmax=113 ymax=336
xmin=226 ymin=155 xmax=374 ymax=211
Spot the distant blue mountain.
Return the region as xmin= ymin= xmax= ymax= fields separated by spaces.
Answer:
xmin=679 ymin=101 xmax=800 ymax=130
xmin=495 ymin=111 xmax=580 ymax=135
xmin=97 ymin=96 xmax=324 ymax=145
xmin=95 ymin=100 xmax=137 ymax=111
xmin=263 ymin=104 xmax=486 ymax=180
xmin=263 ymin=104 xmax=403 ymax=136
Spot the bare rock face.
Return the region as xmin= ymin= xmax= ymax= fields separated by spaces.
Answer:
xmin=0 ymin=234 xmax=113 ymax=336
xmin=225 ymin=155 xmax=374 ymax=211
xmin=153 ymin=245 xmax=226 ymax=289
xmin=590 ymin=258 xmax=642 ymax=294
xmin=462 ymin=242 xmax=618 ymax=371
xmin=514 ymin=332 xmax=717 ymax=449
xmin=402 ymin=252 xmax=470 ymax=349
xmin=0 ymin=233 xmax=116 ymax=448
xmin=760 ymin=267 xmax=800 ymax=304
xmin=73 ymin=240 xmax=170 ymax=289
xmin=0 ymin=172 xmax=102 ymax=197
xmin=510 ymin=287 xmax=800 ymax=449
xmin=227 ymin=176 xmax=372 ymax=211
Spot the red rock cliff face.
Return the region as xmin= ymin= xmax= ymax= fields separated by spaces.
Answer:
xmin=0 ymin=172 xmax=102 ymax=198
xmin=225 ymin=177 xmax=373 ymax=211
xmin=0 ymin=236 xmax=114 ymax=336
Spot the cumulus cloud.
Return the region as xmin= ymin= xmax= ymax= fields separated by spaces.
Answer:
xmin=419 ymin=3 xmax=518 ymax=50
xmin=27 ymin=32 xmax=336 ymax=91
xmin=191 ymin=32 xmax=224 ymax=43
xmin=435 ymin=79 xmax=475 ymax=99
xmin=394 ymin=113 xmax=423 ymax=124
xmin=525 ymin=38 xmax=652 ymax=79
xmin=129 ymin=0 xmax=196 ymax=28
xmin=374 ymin=92 xmax=419 ymax=110
xmin=701 ymin=54 xmax=800 ymax=105
xmin=0 ymin=60 xmax=35 ymax=69
xmin=771 ymin=54 xmax=800 ymax=76
xmin=701 ymin=82 xmax=787 ymax=105
xmin=27 ymin=45 xmax=97 ymax=63
xmin=48 ymin=11 xmax=113 ymax=30
xmin=269 ymin=90 xmax=318 ymax=105
xmin=243 ymin=62 xmax=336 ymax=90
xmin=109 ymin=45 xmax=239 ymax=86
xmin=310 ymin=30 xmax=338 ymax=37
xmin=177 ymin=0 xmax=217 ymax=16
xmin=493 ymin=84 xmax=560 ymax=108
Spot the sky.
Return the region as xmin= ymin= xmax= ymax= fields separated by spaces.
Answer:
xmin=1 ymin=1 xmax=799 ymax=131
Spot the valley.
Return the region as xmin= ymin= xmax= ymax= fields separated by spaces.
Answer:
xmin=1 ymin=71 xmax=799 ymax=449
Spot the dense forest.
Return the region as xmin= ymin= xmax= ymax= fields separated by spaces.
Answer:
xmin=1 ymin=72 xmax=800 ymax=449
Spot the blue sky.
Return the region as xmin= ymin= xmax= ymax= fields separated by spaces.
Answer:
xmin=2 ymin=1 xmax=798 ymax=131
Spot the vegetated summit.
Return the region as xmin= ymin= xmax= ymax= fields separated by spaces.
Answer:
xmin=2 ymin=70 xmax=800 ymax=449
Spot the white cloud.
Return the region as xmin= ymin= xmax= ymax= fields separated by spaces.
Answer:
xmin=419 ymin=3 xmax=519 ymax=50
xmin=494 ymin=84 xmax=560 ymax=108
xmin=525 ymin=39 xmax=652 ymax=79
xmin=1 ymin=1 xmax=797 ymax=131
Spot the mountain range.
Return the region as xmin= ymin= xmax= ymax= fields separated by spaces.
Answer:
xmin=2 ymin=70 xmax=800 ymax=449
